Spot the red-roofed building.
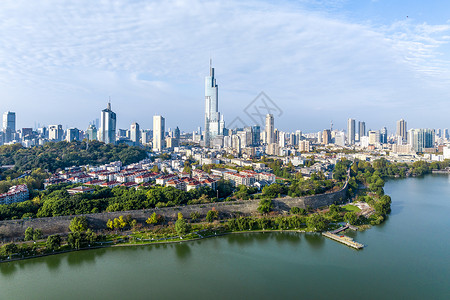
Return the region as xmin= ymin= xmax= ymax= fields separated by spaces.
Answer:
xmin=101 ymin=181 xmax=121 ymax=188
xmin=85 ymin=179 xmax=105 ymax=186
xmin=0 ymin=185 xmax=29 ymax=205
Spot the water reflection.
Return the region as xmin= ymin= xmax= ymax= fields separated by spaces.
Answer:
xmin=66 ymin=249 xmax=100 ymax=267
xmin=226 ymin=232 xmax=302 ymax=247
xmin=0 ymin=262 xmax=17 ymax=276
xmin=174 ymin=243 xmax=191 ymax=261
xmin=303 ymin=233 xmax=325 ymax=249
xmin=45 ymin=254 xmax=62 ymax=271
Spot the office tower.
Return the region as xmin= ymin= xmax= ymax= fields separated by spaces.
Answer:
xmin=396 ymin=119 xmax=407 ymax=143
xmin=368 ymin=130 xmax=380 ymax=145
xmin=48 ymin=125 xmax=64 ymax=141
xmin=278 ymin=131 xmax=286 ymax=147
xmin=100 ymin=102 xmax=116 ymax=144
xmin=153 ymin=115 xmax=165 ymax=152
xmin=130 ymin=122 xmax=140 ymax=145
xmin=265 ymin=114 xmax=274 ymax=144
xmin=408 ymin=129 xmax=435 ymax=152
xmin=66 ymin=128 xmax=80 ymax=142
xmin=295 ymin=130 xmax=303 ymax=143
xmin=172 ymin=126 xmax=180 ymax=148
xmin=347 ymin=118 xmax=356 ymax=145
xmin=204 ymin=60 xmax=225 ymax=147
xmin=436 ymin=129 xmax=442 ymax=138
xmin=380 ymin=127 xmax=388 ymax=144
xmin=251 ymin=125 xmax=260 ymax=146
xmin=444 ymin=129 xmax=449 ymax=140
xmin=2 ymin=111 xmax=16 ymax=143
xmin=334 ymin=131 xmax=345 ymax=146
xmin=323 ymin=129 xmax=331 ymax=145
xmin=86 ymin=124 xmax=98 ymax=141
xmin=358 ymin=121 xmax=366 ymax=140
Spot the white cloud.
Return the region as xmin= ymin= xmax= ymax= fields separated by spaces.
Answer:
xmin=0 ymin=0 xmax=449 ymax=132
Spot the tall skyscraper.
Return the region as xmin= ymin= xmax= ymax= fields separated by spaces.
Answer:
xmin=251 ymin=125 xmax=261 ymax=146
xmin=2 ymin=111 xmax=16 ymax=143
xmin=265 ymin=114 xmax=274 ymax=144
xmin=204 ymin=60 xmax=225 ymax=147
xmin=358 ymin=121 xmax=366 ymax=140
xmin=100 ymin=102 xmax=116 ymax=144
xmin=380 ymin=127 xmax=388 ymax=144
xmin=130 ymin=122 xmax=140 ymax=145
xmin=347 ymin=118 xmax=356 ymax=145
xmin=153 ymin=115 xmax=165 ymax=152
xmin=396 ymin=119 xmax=407 ymax=143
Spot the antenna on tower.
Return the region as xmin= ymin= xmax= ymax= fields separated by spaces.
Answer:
xmin=209 ymin=58 xmax=213 ymax=76
xmin=107 ymin=96 xmax=111 ymax=110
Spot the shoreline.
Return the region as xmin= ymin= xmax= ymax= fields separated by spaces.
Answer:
xmin=0 ymin=229 xmax=313 ymax=264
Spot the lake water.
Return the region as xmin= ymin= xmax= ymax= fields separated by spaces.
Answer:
xmin=1 ymin=175 xmax=449 ymax=299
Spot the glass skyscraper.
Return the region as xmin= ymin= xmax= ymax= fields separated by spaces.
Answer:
xmin=100 ymin=102 xmax=116 ymax=144
xmin=204 ymin=60 xmax=224 ymax=147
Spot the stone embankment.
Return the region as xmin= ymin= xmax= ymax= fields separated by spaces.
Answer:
xmin=0 ymin=180 xmax=348 ymax=242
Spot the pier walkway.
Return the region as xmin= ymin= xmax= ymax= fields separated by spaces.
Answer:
xmin=323 ymin=224 xmax=364 ymax=249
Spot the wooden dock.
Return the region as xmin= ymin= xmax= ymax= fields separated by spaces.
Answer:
xmin=322 ymin=231 xmax=364 ymax=249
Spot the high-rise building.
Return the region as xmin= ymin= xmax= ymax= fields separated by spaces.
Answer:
xmin=444 ymin=128 xmax=449 ymax=140
xmin=408 ymin=128 xmax=435 ymax=152
xmin=204 ymin=60 xmax=225 ymax=147
xmin=396 ymin=119 xmax=407 ymax=143
xmin=368 ymin=130 xmax=380 ymax=145
xmin=251 ymin=125 xmax=261 ymax=146
xmin=347 ymin=118 xmax=356 ymax=145
xmin=100 ymin=102 xmax=116 ymax=144
xmin=86 ymin=124 xmax=97 ymax=141
xmin=2 ymin=111 xmax=16 ymax=143
xmin=153 ymin=115 xmax=165 ymax=152
xmin=265 ymin=114 xmax=274 ymax=144
xmin=323 ymin=129 xmax=331 ymax=145
xmin=66 ymin=128 xmax=80 ymax=142
xmin=358 ymin=121 xmax=366 ymax=140
xmin=380 ymin=127 xmax=388 ymax=144
xmin=48 ymin=125 xmax=64 ymax=141
xmin=130 ymin=122 xmax=140 ymax=145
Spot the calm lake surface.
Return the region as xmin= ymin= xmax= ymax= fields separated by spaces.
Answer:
xmin=1 ymin=175 xmax=449 ymax=300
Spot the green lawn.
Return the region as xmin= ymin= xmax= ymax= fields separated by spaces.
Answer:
xmin=343 ymin=204 xmax=361 ymax=213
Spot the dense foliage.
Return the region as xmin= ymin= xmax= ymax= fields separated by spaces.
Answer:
xmin=0 ymin=182 xmax=233 ymax=221
xmin=0 ymin=141 xmax=148 ymax=173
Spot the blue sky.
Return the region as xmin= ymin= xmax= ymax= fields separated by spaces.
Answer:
xmin=0 ymin=0 xmax=449 ymax=134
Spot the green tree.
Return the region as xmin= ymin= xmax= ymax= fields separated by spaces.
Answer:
xmin=175 ymin=217 xmax=190 ymax=237
xmin=190 ymin=211 xmax=200 ymax=222
xmin=67 ymin=232 xmax=82 ymax=249
xmin=24 ymin=227 xmax=34 ymax=241
xmin=1 ymin=243 xmax=19 ymax=256
xmin=257 ymin=199 xmax=273 ymax=214
xmin=69 ymin=216 xmax=88 ymax=233
xmin=146 ymin=212 xmax=158 ymax=225
xmin=206 ymin=209 xmax=219 ymax=222
xmin=106 ymin=219 xmax=114 ymax=230
xmin=33 ymin=229 xmax=43 ymax=240
xmin=46 ymin=234 xmax=61 ymax=251
xmin=344 ymin=212 xmax=358 ymax=225
xmin=306 ymin=214 xmax=328 ymax=231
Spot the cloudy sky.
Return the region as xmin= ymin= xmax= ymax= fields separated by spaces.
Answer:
xmin=1 ymin=0 xmax=450 ymax=134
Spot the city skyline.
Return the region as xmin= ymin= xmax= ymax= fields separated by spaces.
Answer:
xmin=1 ymin=1 xmax=450 ymax=132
